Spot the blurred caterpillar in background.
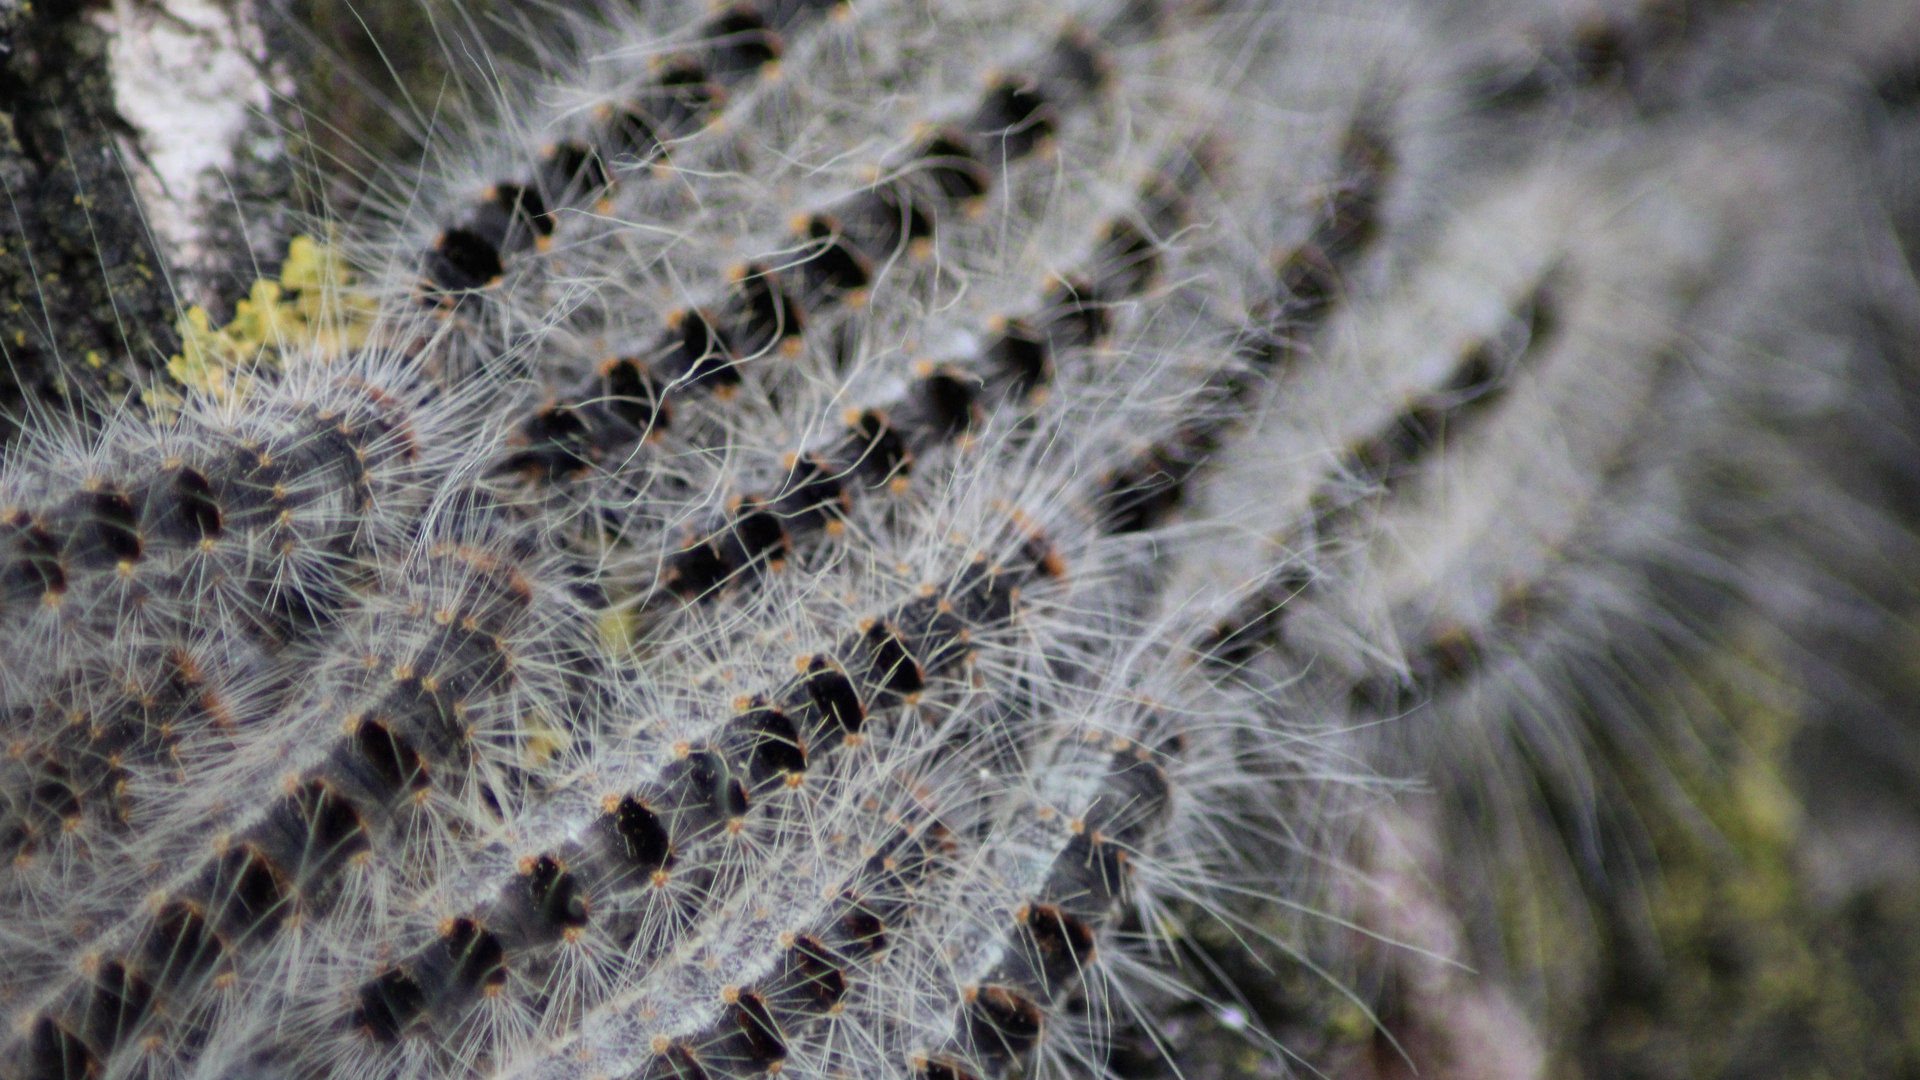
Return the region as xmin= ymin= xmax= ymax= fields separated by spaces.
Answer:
xmin=3 ymin=0 xmax=1920 ymax=1077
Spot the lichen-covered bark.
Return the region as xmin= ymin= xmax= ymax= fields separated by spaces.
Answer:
xmin=0 ymin=0 xmax=179 ymax=434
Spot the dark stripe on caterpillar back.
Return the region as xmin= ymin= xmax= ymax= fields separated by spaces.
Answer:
xmin=340 ymin=528 xmax=1066 ymax=1055
xmin=488 ymin=21 xmax=1138 ymax=493
xmin=1099 ymin=118 xmax=1396 ymax=535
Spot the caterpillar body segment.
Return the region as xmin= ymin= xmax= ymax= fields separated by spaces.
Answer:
xmin=0 ymin=373 xmax=428 ymax=700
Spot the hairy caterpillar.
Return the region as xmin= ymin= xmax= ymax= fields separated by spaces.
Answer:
xmin=5 ymin=0 xmax=1920 ymax=1076
xmin=4 ymin=10 xmax=1372 ymax=1080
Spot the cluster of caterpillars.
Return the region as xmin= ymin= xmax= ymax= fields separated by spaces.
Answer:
xmin=12 ymin=498 xmax=1087 ymax=1079
xmin=0 ymin=386 xmax=422 ymax=876
xmin=18 ymin=493 xmax=607 ymax=1080
xmin=347 ymin=534 xmax=1066 ymax=1060
xmin=1197 ymin=274 xmax=1564 ymax=707
xmin=359 ymin=4 xmax=1396 ymax=1076
xmin=409 ymin=5 xmax=1181 ymax=587
xmin=4 ymin=4 xmax=1424 ymax=1079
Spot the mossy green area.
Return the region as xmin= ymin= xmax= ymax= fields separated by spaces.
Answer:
xmin=1565 ymin=624 xmax=1920 ymax=1080
xmin=1153 ymin=617 xmax=1920 ymax=1080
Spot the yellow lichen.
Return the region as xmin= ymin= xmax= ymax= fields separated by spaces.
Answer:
xmin=598 ymin=608 xmax=639 ymax=658
xmin=168 ymin=304 xmax=252 ymax=402
xmin=521 ymin=710 xmax=569 ymax=767
xmin=278 ymin=235 xmax=377 ymax=357
xmin=165 ymin=235 xmax=376 ymax=403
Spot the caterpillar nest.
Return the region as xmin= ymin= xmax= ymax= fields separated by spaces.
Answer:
xmin=7 ymin=0 xmax=1920 ymax=1078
